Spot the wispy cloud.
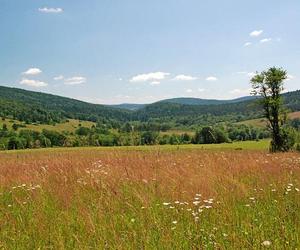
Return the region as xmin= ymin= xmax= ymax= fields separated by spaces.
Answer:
xmin=173 ymin=74 xmax=197 ymax=81
xmin=185 ymin=88 xmax=193 ymax=93
xmin=260 ymin=38 xmax=272 ymax=43
xmin=22 ymin=68 xmax=42 ymax=75
xmin=286 ymin=74 xmax=295 ymax=81
xmin=250 ymin=30 xmax=263 ymax=37
xmin=54 ymin=75 xmax=64 ymax=81
xmin=38 ymin=7 xmax=63 ymax=13
xmin=20 ymin=79 xmax=48 ymax=87
xmin=244 ymin=42 xmax=252 ymax=47
xmin=64 ymin=76 xmax=86 ymax=85
xmin=206 ymin=76 xmax=218 ymax=81
xmin=130 ymin=72 xmax=170 ymax=83
xmin=198 ymin=88 xmax=205 ymax=92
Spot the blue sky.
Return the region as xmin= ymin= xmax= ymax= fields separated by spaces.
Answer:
xmin=0 ymin=0 xmax=299 ymax=104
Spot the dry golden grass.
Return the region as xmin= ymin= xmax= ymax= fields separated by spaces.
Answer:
xmin=0 ymin=147 xmax=299 ymax=249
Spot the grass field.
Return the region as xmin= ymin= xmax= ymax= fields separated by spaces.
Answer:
xmin=0 ymin=141 xmax=299 ymax=249
xmin=238 ymin=111 xmax=300 ymax=128
xmin=0 ymin=118 xmax=95 ymax=133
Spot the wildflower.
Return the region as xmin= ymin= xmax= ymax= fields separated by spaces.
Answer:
xmin=169 ymin=206 xmax=175 ymax=209
xmin=171 ymin=227 xmax=176 ymax=230
xmin=174 ymin=201 xmax=180 ymax=204
xmin=262 ymin=240 xmax=271 ymax=246
xmin=245 ymin=204 xmax=250 ymax=207
xmin=249 ymin=197 xmax=255 ymax=200
xmin=172 ymin=221 xmax=177 ymax=224
xmin=193 ymin=201 xmax=201 ymax=205
xmin=8 ymin=204 xmax=12 ymax=207
xmin=163 ymin=202 xmax=170 ymax=206
xmin=130 ymin=218 xmax=135 ymax=223
xmin=295 ymin=188 xmax=299 ymax=192
xmin=223 ymin=233 xmax=228 ymax=237
xmin=271 ymin=189 xmax=276 ymax=192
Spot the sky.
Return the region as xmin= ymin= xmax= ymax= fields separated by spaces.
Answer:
xmin=0 ymin=0 xmax=299 ymax=104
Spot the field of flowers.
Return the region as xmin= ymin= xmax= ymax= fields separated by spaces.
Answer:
xmin=0 ymin=146 xmax=299 ymax=249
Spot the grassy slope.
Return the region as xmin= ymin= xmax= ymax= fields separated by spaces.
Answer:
xmin=0 ymin=118 xmax=95 ymax=133
xmin=237 ymin=111 xmax=300 ymax=127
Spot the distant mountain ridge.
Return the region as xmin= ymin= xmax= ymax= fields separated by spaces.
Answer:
xmin=109 ymin=96 xmax=257 ymax=110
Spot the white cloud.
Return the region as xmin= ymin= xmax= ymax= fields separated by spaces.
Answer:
xmin=130 ymin=72 xmax=170 ymax=83
xmin=244 ymin=42 xmax=252 ymax=47
xmin=250 ymin=30 xmax=263 ymax=37
xmin=198 ymin=88 xmax=205 ymax=92
xmin=206 ymin=76 xmax=218 ymax=81
xmin=286 ymin=74 xmax=294 ymax=81
xmin=54 ymin=75 xmax=64 ymax=81
xmin=150 ymin=81 xmax=160 ymax=85
xmin=185 ymin=89 xmax=193 ymax=93
xmin=260 ymin=38 xmax=272 ymax=43
xmin=38 ymin=7 xmax=63 ymax=13
xmin=20 ymin=79 xmax=48 ymax=87
xmin=64 ymin=76 xmax=86 ymax=85
xmin=22 ymin=68 xmax=42 ymax=75
xmin=173 ymin=74 xmax=197 ymax=81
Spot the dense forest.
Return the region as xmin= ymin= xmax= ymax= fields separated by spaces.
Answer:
xmin=1 ymin=86 xmax=300 ymax=128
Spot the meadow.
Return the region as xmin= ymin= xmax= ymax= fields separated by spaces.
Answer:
xmin=0 ymin=142 xmax=299 ymax=249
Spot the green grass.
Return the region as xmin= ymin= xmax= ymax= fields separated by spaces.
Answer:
xmin=238 ymin=111 xmax=300 ymax=128
xmin=0 ymin=117 xmax=95 ymax=133
xmin=1 ymin=139 xmax=271 ymax=155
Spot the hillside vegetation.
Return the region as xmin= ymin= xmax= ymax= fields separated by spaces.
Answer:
xmin=1 ymin=86 xmax=300 ymax=128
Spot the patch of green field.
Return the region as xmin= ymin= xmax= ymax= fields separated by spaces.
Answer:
xmin=1 ymin=140 xmax=271 ymax=155
xmin=0 ymin=117 xmax=95 ymax=133
xmin=238 ymin=111 xmax=300 ymax=128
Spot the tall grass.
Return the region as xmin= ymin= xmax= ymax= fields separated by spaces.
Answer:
xmin=0 ymin=148 xmax=299 ymax=249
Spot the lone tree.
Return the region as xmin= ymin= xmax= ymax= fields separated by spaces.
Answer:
xmin=251 ymin=67 xmax=294 ymax=152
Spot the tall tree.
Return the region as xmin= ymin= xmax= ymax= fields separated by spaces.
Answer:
xmin=251 ymin=67 xmax=293 ymax=152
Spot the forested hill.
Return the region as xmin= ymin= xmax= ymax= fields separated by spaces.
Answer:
xmin=157 ymin=96 xmax=257 ymax=106
xmin=0 ymin=85 xmax=299 ymax=126
xmin=132 ymin=90 xmax=300 ymax=126
xmin=0 ymin=86 xmax=130 ymax=124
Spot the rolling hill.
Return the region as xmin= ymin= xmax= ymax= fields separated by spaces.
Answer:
xmin=0 ymin=86 xmax=130 ymax=124
xmin=0 ymin=85 xmax=299 ymax=127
